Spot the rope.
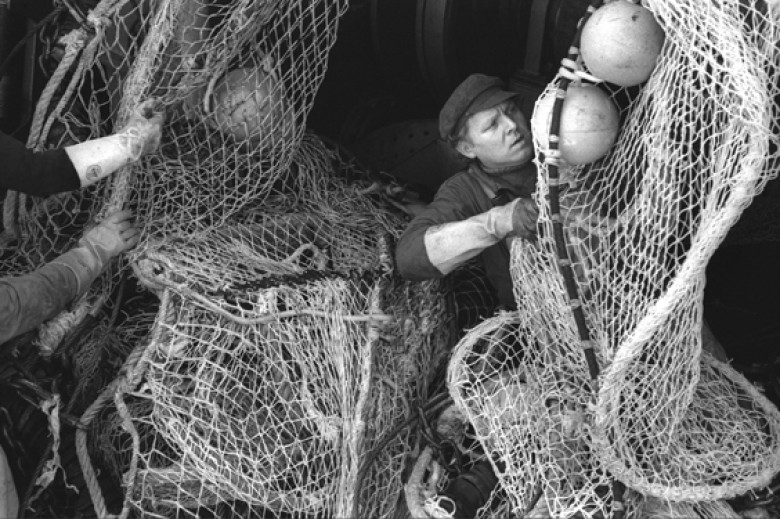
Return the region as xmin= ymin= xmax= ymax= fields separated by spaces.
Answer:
xmin=343 ymin=280 xmax=383 ymax=517
xmin=1 ymin=190 xmax=18 ymax=245
xmin=75 ymin=289 xmax=171 ymax=519
xmin=112 ymin=389 xmax=139 ymax=519
xmin=32 ymin=30 xmax=96 ymax=155
xmin=26 ymin=27 xmax=87 ymax=150
xmin=544 ymin=1 xmax=628 ymax=516
xmin=136 ymin=268 xmax=395 ymax=326
xmin=546 ymin=0 xmax=602 ymax=386
xmin=0 ymin=5 xmax=76 ymax=240
xmin=405 ymin=447 xmax=436 ymax=519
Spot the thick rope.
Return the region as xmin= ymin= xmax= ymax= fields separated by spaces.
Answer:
xmin=75 ymin=288 xmax=171 ymax=519
xmin=112 ymin=388 xmax=139 ymax=519
xmin=0 ymin=22 xmax=86 ymax=242
xmin=341 ymin=276 xmax=382 ymax=517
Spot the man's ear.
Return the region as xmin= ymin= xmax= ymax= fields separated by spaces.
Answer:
xmin=456 ymin=139 xmax=477 ymax=159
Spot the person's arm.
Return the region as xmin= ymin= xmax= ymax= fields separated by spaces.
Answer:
xmin=395 ymin=176 xmax=538 ymax=279
xmin=0 ymin=210 xmax=139 ymax=344
xmin=1 ymin=443 xmax=18 ymax=519
xmin=423 ymin=197 xmax=537 ymax=275
xmin=0 ymin=132 xmax=80 ymax=196
xmin=0 ymin=100 xmax=163 ymax=197
xmin=64 ymin=99 xmax=163 ymax=188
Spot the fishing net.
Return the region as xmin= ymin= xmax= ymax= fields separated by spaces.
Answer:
xmin=103 ymin=223 xmax=450 ymax=518
xmin=1 ymin=0 xmax=344 ymax=279
xmin=1 ymin=0 xmax=456 ymax=517
xmin=448 ymin=0 xmax=780 ymax=516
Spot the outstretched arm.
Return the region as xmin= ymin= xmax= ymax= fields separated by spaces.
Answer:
xmin=423 ymin=197 xmax=537 ymax=275
xmin=65 ymin=99 xmax=164 ymax=188
xmin=0 ymin=210 xmax=139 ymax=344
xmin=0 ymin=100 xmax=163 ymax=197
xmin=396 ymin=176 xmax=538 ymax=279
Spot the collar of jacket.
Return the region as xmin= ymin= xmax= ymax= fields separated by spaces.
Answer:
xmin=468 ymin=160 xmax=538 ymax=198
xmin=471 ymin=159 xmax=535 ymax=176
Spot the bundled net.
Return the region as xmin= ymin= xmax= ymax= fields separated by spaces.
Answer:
xmin=449 ymin=0 xmax=780 ymax=516
xmin=65 ymin=142 xmax=455 ymax=518
xmin=113 ymin=228 xmax=450 ymax=518
xmin=1 ymin=0 xmax=457 ymax=517
xmin=1 ymin=0 xmax=344 ymax=280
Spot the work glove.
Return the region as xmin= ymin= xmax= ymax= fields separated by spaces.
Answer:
xmin=79 ymin=209 xmax=140 ymax=264
xmin=52 ymin=210 xmax=140 ymax=296
xmin=120 ymin=98 xmax=165 ymax=160
xmin=508 ymin=197 xmax=539 ymax=240
xmin=488 ymin=197 xmax=539 ymax=240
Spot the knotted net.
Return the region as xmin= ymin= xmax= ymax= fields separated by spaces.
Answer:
xmin=449 ymin=0 xmax=780 ymax=516
xmin=110 ymin=203 xmax=451 ymax=518
xmin=1 ymin=0 xmax=454 ymax=517
xmin=2 ymin=0 xmax=344 ymax=279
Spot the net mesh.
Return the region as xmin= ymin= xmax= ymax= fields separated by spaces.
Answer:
xmin=448 ymin=0 xmax=780 ymax=516
xmin=1 ymin=0 xmax=345 ymax=277
xmin=1 ymin=0 xmax=455 ymax=517
xmin=122 ymin=267 xmax=450 ymax=518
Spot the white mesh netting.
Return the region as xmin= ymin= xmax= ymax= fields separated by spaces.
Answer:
xmin=448 ymin=0 xmax=780 ymax=517
xmin=109 ymin=231 xmax=451 ymax=518
xmin=1 ymin=0 xmax=455 ymax=517
xmin=2 ymin=0 xmax=346 ymax=277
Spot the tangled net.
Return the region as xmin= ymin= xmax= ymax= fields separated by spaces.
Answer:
xmin=110 ymin=219 xmax=451 ymax=518
xmin=449 ymin=0 xmax=780 ymax=517
xmin=1 ymin=0 xmax=455 ymax=517
xmin=1 ymin=0 xmax=345 ymax=277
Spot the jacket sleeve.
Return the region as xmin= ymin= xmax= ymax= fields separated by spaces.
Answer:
xmin=0 ymin=246 xmax=101 ymax=344
xmin=0 ymin=132 xmax=80 ymax=196
xmin=396 ymin=174 xmax=487 ymax=280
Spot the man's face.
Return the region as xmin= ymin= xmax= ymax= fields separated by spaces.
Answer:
xmin=458 ymin=100 xmax=533 ymax=169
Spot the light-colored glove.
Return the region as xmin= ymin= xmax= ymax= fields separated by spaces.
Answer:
xmin=80 ymin=209 xmax=140 ymax=264
xmin=51 ymin=210 xmax=140 ymax=295
xmin=423 ymin=197 xmax=538 ymax=276
xmin=65 ymin=98 xmax=165 ymax=187
xmin=121 ymin=98 xmax=164 ymax=160
xmin=481 ymin=197 xmax=539 ymax=239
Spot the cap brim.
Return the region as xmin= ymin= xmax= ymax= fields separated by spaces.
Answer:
xmin=467 ymin=88 xmax=521 ymax=118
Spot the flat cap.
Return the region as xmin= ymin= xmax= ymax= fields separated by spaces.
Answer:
xmin=438 ymin=73 xmax=519 ymax=140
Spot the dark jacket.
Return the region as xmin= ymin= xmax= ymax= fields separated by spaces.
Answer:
xmin=1 ymin=131 xmax=79 ymax=196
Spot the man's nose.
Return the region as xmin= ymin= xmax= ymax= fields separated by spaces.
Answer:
xmin=503 ymin=114 xmax=517 ymax=133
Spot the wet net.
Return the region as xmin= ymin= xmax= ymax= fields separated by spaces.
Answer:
xmin=1 ymin=0 xmax=455 ymax=517
xmin=448 ymin=0 xmax=780 ymax=517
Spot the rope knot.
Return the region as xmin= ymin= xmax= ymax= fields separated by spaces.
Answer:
xmin=86 ymin=12 xmax=110 ymax=33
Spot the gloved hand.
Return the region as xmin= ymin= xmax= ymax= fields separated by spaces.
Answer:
xmin=485 ymin=197 xmax=539 ymax=241
xmin=79 ymin=209 xmax=140 ymax=265
xmin=119 ymin=98 xmax=165 ymax=160
xmin=50 ymin=210 xmax=140 ymax=297
xmin=508 ymin=197 xmax=539 ymax=240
